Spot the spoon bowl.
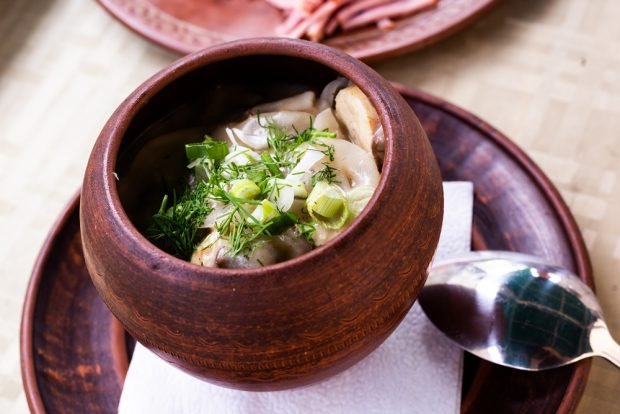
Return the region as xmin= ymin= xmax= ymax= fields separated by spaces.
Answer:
xmin=419 ymin=251 xmax=620 ymax=371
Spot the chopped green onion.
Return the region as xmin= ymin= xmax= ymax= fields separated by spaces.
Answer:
xmin=306 ymin=182 xmax=349 ymax=229
xmin=287 ymin=178 xmax=308 ymax=198
xmin=230 ymin=179 xmax=261 ymax=200
xmin=258 ymin=199 xmax=278 ymax=223
xmin=185 ymin=139 xmax=229 ymax=161
xmin=312 ymin=195 xmax=343 ymax=217
xmin=346 ymin=185 xmax=375 ymax=217
xmin=250 ymin=201 xmax=296 ymax=234
xmin=311 ymin=130 xmax=337 ymax=138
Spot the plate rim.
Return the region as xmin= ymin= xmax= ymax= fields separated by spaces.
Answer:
xmin=20 ymin=86 xmax=593 ymax=413
xmin=95 ymin=0 xmax=499 ymax=62
xmin=20 ymin=190 xmax=80 ymax=414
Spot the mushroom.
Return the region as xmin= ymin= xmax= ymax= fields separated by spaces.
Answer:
xmin=317 ymin=77 xmax=350 ymax=111
xmin=334 ymin=85 xmax=384 ymax=166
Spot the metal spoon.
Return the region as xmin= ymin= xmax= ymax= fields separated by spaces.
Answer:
xmin=419 ymin=251 xmax=620 ymax=370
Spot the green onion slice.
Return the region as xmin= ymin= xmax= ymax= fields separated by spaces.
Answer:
xmin=185 ymin=139 xmax=229 ymax=161
xmin=284 ymin=177 xmax=308 ymax=198
xmin=258 ymin=199 xmax=278 ymax=223
xmin=346 ymin=185 xmax=375 ymax=217
xmin=230 ymin=179 xmax=260 ymax=200
xmin=306 ymin=182 xmax=349 ymax=229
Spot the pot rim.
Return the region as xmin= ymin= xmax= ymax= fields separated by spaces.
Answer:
xmin=92 ymin=37 xmax=409 ymax=278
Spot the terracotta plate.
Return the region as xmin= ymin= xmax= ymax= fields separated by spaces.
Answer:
xmin=96 ymin=0 xmax=498 ymax=62
xmin=21 ymin=87 xmax=592 ymax=413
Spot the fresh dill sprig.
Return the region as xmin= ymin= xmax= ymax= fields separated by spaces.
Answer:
xmin=147 ymin=181 xmax=213 ymax=259
xmin=312 ymin=141 xmax=335 ymax=161
xmin=259 ymin=114 xmax=336 ymax=166
xmin=311 ymin=163 xmax=340 ymax=186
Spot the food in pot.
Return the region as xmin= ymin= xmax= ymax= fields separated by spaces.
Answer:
xmin=147 ymin=79 xmax=384 ymax=268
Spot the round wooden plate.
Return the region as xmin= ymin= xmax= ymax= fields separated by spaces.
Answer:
xmin=96 ymin=0 xmax=498 ymax=62
xmin=21 ymin=86 xmax=592 ymax=413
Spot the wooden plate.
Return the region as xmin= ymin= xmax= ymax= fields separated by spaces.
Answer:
xmin=96 ymin=0 xmax=498 ymax=62
xmin=21 ymin=86 xmax=592 ymax=413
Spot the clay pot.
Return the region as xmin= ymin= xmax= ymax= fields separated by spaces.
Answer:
xmin=80 ymin=38 xmax=443 ymax=390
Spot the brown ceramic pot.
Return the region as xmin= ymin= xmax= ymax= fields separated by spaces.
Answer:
xmin=80 ymin=38 xmax=443 ymax=390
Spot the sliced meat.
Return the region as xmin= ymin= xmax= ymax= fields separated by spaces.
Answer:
xmin=341 ymin=0 xmax=438 ymax=31
xmin=270 ymin=0 xmax=439 ymax=41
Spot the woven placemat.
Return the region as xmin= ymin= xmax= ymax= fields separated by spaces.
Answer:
xmin=1 ymin=0 xmax=618 ymax=412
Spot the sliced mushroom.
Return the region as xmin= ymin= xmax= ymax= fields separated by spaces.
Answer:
xmin=334 ymin=85 xmax=383 ymax=166
xmin=318 ymin=77 xmax=350 ymax=111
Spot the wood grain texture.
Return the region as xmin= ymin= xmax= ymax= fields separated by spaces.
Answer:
xmin=96 ymin=0 xmax=498 ymax=61
xmin=21 ymin=87 xmax=593 ymax=413
xmin=20 ymin=197 xmax=129 ymax=414
xmin=79 ymin=39 xmax=444 ymax=390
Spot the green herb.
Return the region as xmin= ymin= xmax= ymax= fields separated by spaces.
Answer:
xmin=314 ymin=141 xmax=335 ymax=161
xmin=185 ymin=136 xmax=229 ymax=161
xmin=311 ymin=163 xmax=340 ymax=186
xmin=147 ymin=181 xmax=213 ymax=259
xmin=259 ymin=114 xmax=335 ymax=165
xmin=215 ymin=187 xmax=270 ymax=257
xmin=149 ymin=117 xmax=341 ymax=260
xmin=295 ymin=222 xmax=316 ymax=244
xmin=230 ymin=179 xmax=261 ymax=199
xmin=265 ymin=212 xmax=298 ymax=236
xmin=260 ymin=152 xmax=284 ymax=178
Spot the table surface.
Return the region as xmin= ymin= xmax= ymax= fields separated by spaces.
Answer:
xmin=1 ymin=0 xmax=618 ymax=412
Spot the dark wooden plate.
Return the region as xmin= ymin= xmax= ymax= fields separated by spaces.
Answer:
xmin=21 ymin=86 xmax=592 ymax=413
xmin=96 ymin=0 xmax=498 ymax=62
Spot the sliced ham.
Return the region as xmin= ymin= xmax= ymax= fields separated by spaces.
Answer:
xmin=267 ymin=0 xmax=439 ymax=41
xmin=377 ymin=17 xmax=396 ymax=30
xmin=341 ymin=0 xmax=438 ymax=31
xmin=335 ymin=0 xmax=395 ymax=24
xmin=265 ymin=0 xmax=322 ymax=13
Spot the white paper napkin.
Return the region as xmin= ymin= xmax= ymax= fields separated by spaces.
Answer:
xmin=119 ymin=182 xmax=473 ymax=414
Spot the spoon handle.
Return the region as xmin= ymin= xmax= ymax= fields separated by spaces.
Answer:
xmin=590 ymin=321 xmax=620 ymax=368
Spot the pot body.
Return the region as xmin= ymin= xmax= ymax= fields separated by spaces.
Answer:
xmin=80 ymin=38 xmax=443 ymax=390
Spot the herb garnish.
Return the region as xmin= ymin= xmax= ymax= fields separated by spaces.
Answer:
xmin=148 ymin=117 xmax=341 ymax=261
xmin=311 ymin=163 xmax=340 ymax=186
xmin=147 ymin=181 xmax=213 ymax=259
